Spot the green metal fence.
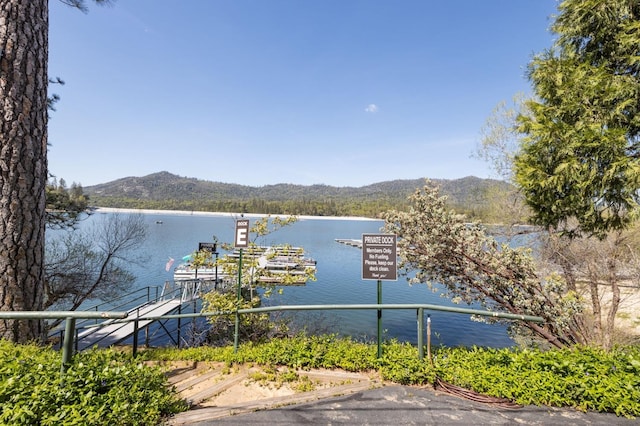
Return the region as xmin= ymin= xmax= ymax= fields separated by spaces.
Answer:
xmin=1 ymin=304 xmax=544 ymax=374
xmin=0 ymin=311 xmax=127 ymax=373
xmin=151 ymin=303 xmax=544 ymax=359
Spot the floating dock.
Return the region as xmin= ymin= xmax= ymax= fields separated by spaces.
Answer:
xmin=335 ymin=238 xmax=362 ymax=249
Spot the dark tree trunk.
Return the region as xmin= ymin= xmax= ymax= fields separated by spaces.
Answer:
xmin=0 ymin=0 xmax=48 ymax=342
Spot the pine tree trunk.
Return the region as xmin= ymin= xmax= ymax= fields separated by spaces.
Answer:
xmin=0 ymin=0 xmax=48 ymax=342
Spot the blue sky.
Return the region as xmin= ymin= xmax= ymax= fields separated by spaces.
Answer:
xmin=48 ymin=0 xmax=558 ymax=188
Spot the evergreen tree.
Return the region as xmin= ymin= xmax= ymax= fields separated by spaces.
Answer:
xmin=0 ymin=0 xmax=109 ymax=342
xmin=515 ymin=0 xmax=640 ymax=237
xmin=0 ymin=1 xmax=49 ymax=342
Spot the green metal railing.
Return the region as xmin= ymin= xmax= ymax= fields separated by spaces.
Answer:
xmin=0 ymin=311 xmax=127 ymax=373
xmin=136 ymin=303 xmax=544 ymax=359
xmin=1 ymin=303 xmax=544 ymax=375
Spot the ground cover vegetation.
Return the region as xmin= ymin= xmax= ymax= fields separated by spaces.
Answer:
xmin=0 ymin=340 xmax=186 ymax=425
xmin=2 ymin=336 xmax=638 ymax=423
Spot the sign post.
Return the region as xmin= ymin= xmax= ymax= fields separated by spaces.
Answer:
xmin=362 ymin=233 xmax=397 ymax=358
xmin=233 ymin=219 xmax=250 ymax=352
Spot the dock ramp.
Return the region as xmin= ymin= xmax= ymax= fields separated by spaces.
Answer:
xmin=71 ymin=279 xmax=219 ymax=350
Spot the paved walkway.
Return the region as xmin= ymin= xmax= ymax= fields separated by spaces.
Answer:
xmin=163 ymin=362 xmax=638 ymax=425
xmin=184 ymin=386 xmax=638 ymax=425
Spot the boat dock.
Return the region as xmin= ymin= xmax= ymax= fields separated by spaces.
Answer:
xmin=174 ymin=245 xmax=317 ymax=284
xmin=335 ymin=238 xmax=362 ymax=249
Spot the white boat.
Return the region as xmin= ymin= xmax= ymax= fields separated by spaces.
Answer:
xmin=173 ymin=264 xmax=225 ymax=282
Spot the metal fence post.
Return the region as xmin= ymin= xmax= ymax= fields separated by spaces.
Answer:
xmin=427 ymin=314 xmax=432 ymax=366
xmin=177 ymin=303 xmax=182 ymax=348
xmin=61 ymin=317 xmax=76 ymax=375
xmin=417 ymin=308 xmax=424 ymax=360
xmin=132 ymin=308 xmax=139 ymax=358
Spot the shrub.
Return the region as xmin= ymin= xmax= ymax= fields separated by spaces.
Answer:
xmin=0 ymin=341 xmax=186 ymax=425
xmin=434 ymin=345 xmax=640 ymax=417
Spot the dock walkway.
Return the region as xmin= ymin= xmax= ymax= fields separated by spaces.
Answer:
xmin=75 ymin=279 xmax=209 ymax=350
xmin=76 ymin=298 xmax=184 ymax=350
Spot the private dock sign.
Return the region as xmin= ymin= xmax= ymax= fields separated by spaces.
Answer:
xmin=362 ymin=233 xmax=397 ymax=281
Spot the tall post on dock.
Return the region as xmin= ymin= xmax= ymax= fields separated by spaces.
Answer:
xmin=233 ymin=218 xmax=249 ymax=353
xmin=213 ymin=237 xmax=219 ymax=287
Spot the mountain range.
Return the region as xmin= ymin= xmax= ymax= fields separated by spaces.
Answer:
xmin=84 ymin=171 xmax=508 ymax=217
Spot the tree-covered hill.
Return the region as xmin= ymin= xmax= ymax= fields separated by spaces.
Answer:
xmin=84 ymin=171 xmax=510 ymax=218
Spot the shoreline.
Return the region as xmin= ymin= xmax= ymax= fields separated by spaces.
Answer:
xmin=91 ymin=207 xmax=381 ymax=222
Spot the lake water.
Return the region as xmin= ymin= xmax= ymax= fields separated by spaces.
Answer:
xmin=82 ymin=210 xmax=515 ymax=348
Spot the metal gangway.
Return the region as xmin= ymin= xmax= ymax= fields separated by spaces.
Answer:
xmin=68 ymin=279 xmax=221 ymax=350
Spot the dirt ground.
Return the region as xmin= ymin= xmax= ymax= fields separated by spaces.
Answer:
xmin=157 ymin=361 xmax=381 ymax=424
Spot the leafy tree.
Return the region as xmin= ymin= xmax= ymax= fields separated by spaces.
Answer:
xmin=477 ymin=97 xmax=525 ymax=184
xmin=44 ymin=214 xmax=147 ymax=327
xmin=479 ymin=93 xmax=640 ymax=347
xmin=489 ymin=0 xmax=640 ymax=349
xmin=0 ymin=0 xmax=110 ymax=342
xmin=186 ymin=248 xmax=217 ymax=278
xmin=45 ymin=177 xmax=89 ymax=229
xmin=514 ymin=0 xmax=640 ymax=238
xmin=475 ymin=96 xmax=531 ymax=228
xmin=202 ymin=215 xmax=313 ymax=344
xmin=383 ymin=182 xmax=584 ymax=349
xmin=200 ymin=291 xmax=282 ymax=346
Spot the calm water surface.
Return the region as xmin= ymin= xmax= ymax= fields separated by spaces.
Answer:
xmin=83 ymin=211 xmax=514 ymax=348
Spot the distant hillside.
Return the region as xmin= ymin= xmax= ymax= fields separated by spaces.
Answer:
xmin=84 ymin=171 xmax=510 ymax=218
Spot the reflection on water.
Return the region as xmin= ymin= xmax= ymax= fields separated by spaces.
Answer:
xmin=69 ymin=211 xmax=515 ymax=348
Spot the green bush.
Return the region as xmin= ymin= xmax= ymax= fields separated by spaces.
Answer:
xmin=0 ymin=341 xmax=186 ymax=426
xmin=378 ymin=340 xmax=435 ymax=384
xmin=433 ymin=345 xmax=640 ymax=417
xmin=3 ymin=337 xmax=639 ymax=423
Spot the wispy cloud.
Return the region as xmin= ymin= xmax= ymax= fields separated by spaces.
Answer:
xmin=364 ymin=104 xmax=379 ymax=113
